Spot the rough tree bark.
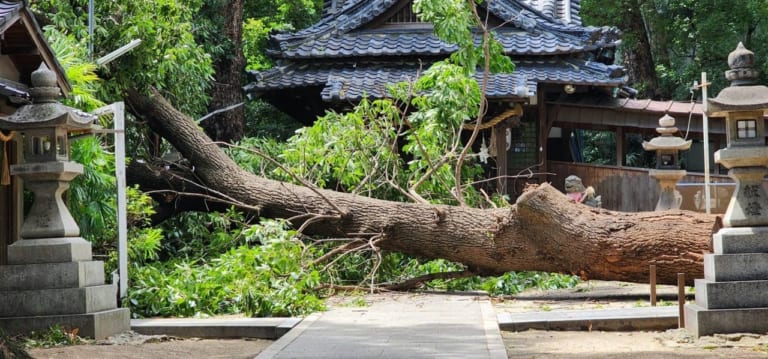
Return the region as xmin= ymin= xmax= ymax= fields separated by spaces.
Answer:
xmin=622 ymin=0 xmax=661 ymax=99
xmin=126 ymin=88 xmax=716 ymax=285
xmin=200 ymin=0 xmax=246 ymax=143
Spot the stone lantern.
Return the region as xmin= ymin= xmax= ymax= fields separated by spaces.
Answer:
xmin=0 ymin=63 xmax=96 ymax=243
xmin=642 ymin=114 xmax=691 ymax=210
xmin=706 ymin=43 xmax=768 ymax=227
xmin=0 ymin=63 xmax=129 ymax=339
xmin=685 ymin=42 xmax=768 ymax=337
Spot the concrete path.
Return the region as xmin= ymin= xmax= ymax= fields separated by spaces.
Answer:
xmin=256 ymin=293 xmax=507 ymax=359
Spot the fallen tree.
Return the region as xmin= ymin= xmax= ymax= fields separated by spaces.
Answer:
xmin=126 ymin=88 xmax=716 ymax=285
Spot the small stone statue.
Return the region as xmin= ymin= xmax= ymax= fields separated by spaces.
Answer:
xmin=564 ymin=175 xmax=601 ymax=208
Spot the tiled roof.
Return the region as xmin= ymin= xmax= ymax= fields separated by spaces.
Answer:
xmin=520 ymin=0 xmax=582 ymax=24
xmin=272 ymin=0 xmax=618 ymax=59
xmin=248 ymin=0 xmax=625 ymax=106
xmin=549 ymin=93 xmax=708 ymax=116
xmin=245 ymin=59 xmax=625 ymax=102
xmin=0 ymin=1 xmax=22 ymax=28
xmin=275 ymin=28 xmax=610 ymax=59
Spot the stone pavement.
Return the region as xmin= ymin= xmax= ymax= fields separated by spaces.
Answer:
xmin=256 ymin=292 xmax=507 ymax=359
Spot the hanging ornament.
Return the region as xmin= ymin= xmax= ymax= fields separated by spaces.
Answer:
xmin=479 ymin=137 xmax=490 ymax=164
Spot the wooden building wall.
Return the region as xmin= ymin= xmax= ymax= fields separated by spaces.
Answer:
xmin=548 ymin=161 xmax=735 ymax=213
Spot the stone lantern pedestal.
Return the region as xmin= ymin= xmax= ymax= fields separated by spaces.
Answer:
xmin=648 ymin=169 xmax=686 ymax=211
xmin=685 ymin=43 xmax=768 ymax=337
xmin=0 ymin=64 xmax=128 ymax=339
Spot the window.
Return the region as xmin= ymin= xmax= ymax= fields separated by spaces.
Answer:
xmin=737 ymin=120 xmax=757 ymax=139
xmin=660 ymin=154 xmax=674 ymax=166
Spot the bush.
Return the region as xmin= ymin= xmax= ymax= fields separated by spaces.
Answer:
xmin=127 ymin=220 xmax=325 ymax=318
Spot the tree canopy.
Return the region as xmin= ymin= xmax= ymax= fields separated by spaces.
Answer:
xmin=582 ymin=0 xmax=768 ymax=99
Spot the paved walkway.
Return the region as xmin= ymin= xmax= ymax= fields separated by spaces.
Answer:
xmin=256 ymin=293 xmax=507 ymax=359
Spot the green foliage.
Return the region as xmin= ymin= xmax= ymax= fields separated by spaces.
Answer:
xmin=282 ymin=98 xmax=405 ymax=197
xmin=329 ymin=251 xmax=578 ymax=296
xmin=33 ymin=0 xmax=215 ymax=116
xmin=242 ymin=18 xmax=280 ymax=71
xmin=241 ymin=0 xmax=322 ymax=70
xmin=412 ymin=0 xmax=514 ymax=73
xmin=159 ymin=208 xmax=261 ymax=259
xmin=23 ymin=325 xmax=86 ymax=348
xmin=479 ymin=272 xmax=580 ymax=296
xmin=582 ymin=0 xmax=768 ymax=100
xmin=579 ymin=130 xmax=617 ymax=165
xmin=125 ymin=187 xmax=163 ymax=264
xmin=243 ymin=100 xmax=304 ymax=140
xmin=68 ymin=137 xmax=116 ymax=246
xmin=226 ymin=136 xmax=287 ymax=177
xmin=127 ymin=220 xmax=325 ymax=318
xmin=43 ymin=27 xmax=104 ymax=111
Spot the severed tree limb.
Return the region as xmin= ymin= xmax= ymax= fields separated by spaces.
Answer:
xmin=125 ymin=88 xmax=716 ymax=285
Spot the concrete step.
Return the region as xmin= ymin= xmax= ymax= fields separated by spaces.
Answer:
xmin=131 ymin=317 xmax=302 ymax=339
xmin=705 ymin=253 xmax=768 ymax=281
xmin=695 ymin=278 xmax=768 ymax=309
xmin=0 ymin=308 xmax=130 ymax=339
xmin=714 ymin=227 xmax=768 ymax=254
xmin=0 ymin=284 xmax=118 ymax=317
xmin=497 ymin=306 xmax=679 ymax=332
xmin=685 ymin=303 xmax=768 ymax=337
xmin=0 ymin=261 xmax=104 ymax=291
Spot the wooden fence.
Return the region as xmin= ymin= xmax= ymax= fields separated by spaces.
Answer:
xmin=547 ymin=161 xmax=735 ymax=213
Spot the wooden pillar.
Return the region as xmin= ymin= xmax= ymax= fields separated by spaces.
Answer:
xmin=12 ymin=137 xmax=21 ymax=246
xmin=0 ymin=138 xmax=20 ymax=265
xmin=0 ymin=177 xmax=6 ymax=265
xmin=494 ymin=122 xmax=508 ymax=195
xmin=616 ymin=127 xmax=624 ymax=166
xmin=538 ymin=91 xmax=549 ymax=182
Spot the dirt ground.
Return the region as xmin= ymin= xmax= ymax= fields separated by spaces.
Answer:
xmin=498 ymin=280 xmax=768 ymax=358
xmin=25 ymin=282 xmax=768 ymax=358
xmin=27 ymin=332 xmax=272 ymax=359
xmin=504 ymin=329 xmax=768 ymax=358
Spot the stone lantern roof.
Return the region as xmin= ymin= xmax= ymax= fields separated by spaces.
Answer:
xmin=0 ymin=63 xmax=95 ymax=131
xmin=708 ymin=42 xmax=768 ymax=116
xmin=642 ymin=114 xmax=692 ymax=151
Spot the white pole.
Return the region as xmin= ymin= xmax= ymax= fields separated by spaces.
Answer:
xmin=114 ymin=102 xmax=128 ymax=299
xmin=88 ymin=0 xmax=94 ymax=60
xmin=702 ymin=72 xmax=712 ymax=214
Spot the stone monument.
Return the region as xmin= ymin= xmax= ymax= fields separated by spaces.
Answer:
xmin=685 ymin=43 xmax=768 ymax=337
xmin=642 ymin=114 xmax=691 ymax=210
xmin=0 ymin=64 xmax=129 ymax=338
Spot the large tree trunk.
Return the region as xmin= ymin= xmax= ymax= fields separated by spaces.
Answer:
xmin=126 ymin=88 xmax=716 ymax=285
xmin=622 ymin=0 xmax=661 ymax=99
xmin=200 ymin=0 xmax=246 ymax=143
